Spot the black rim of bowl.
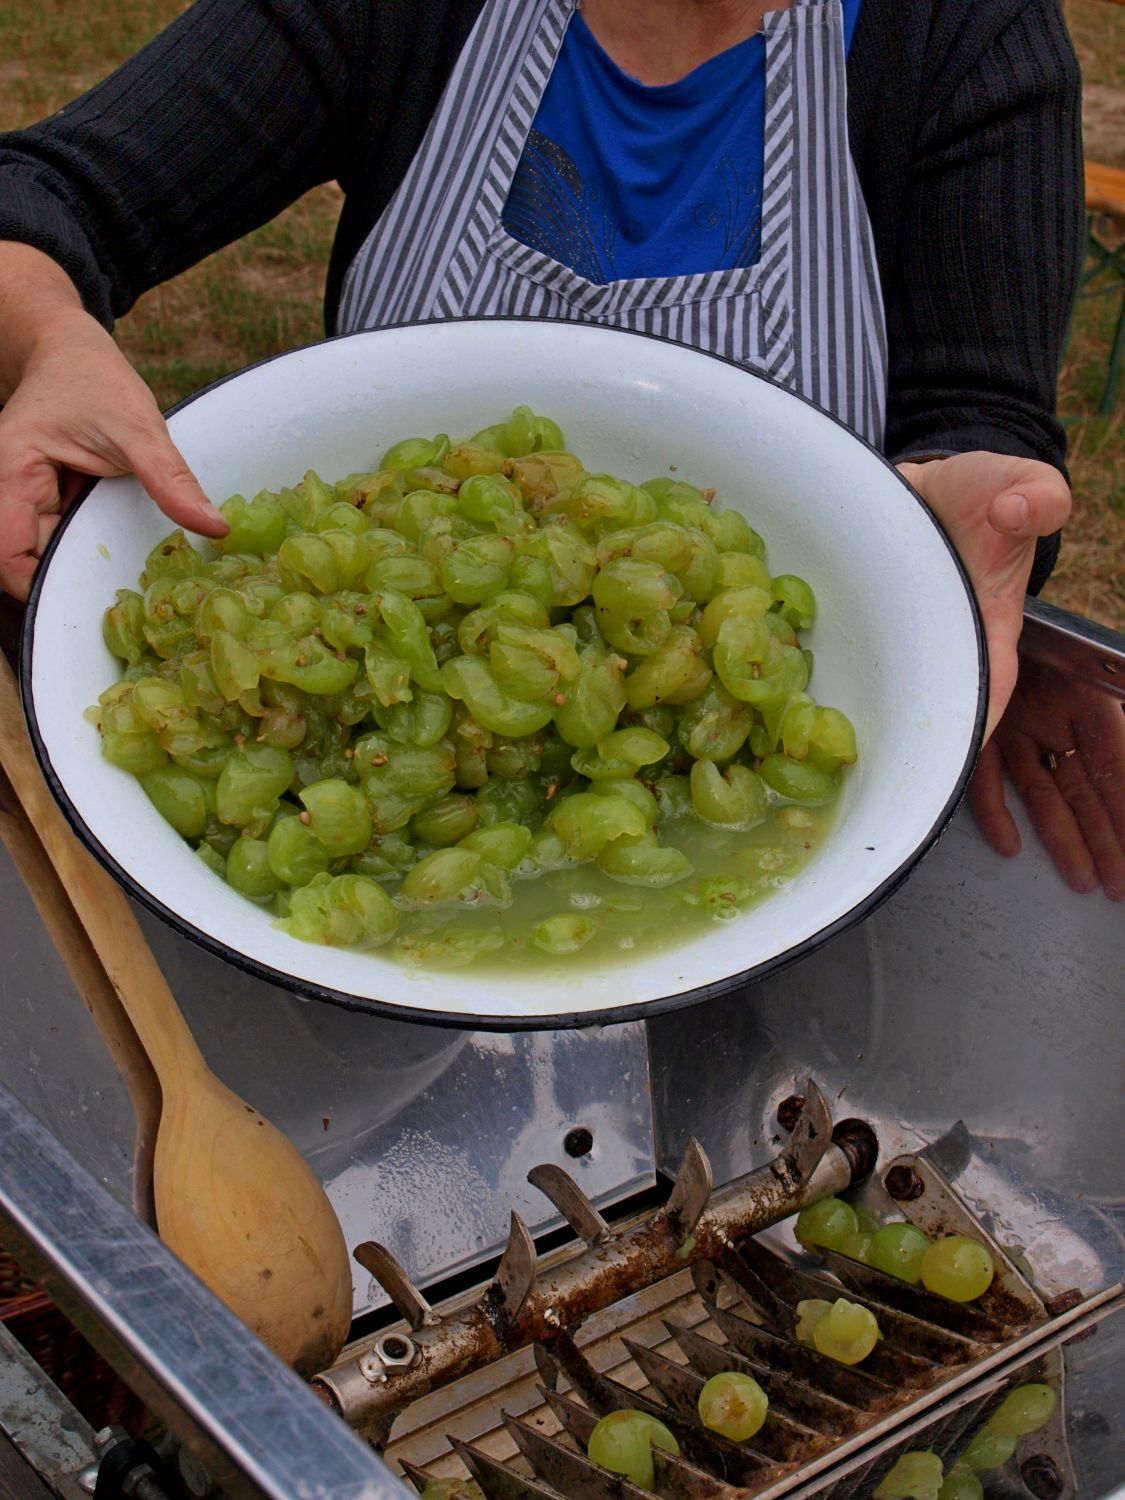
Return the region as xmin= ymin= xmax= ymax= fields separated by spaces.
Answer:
xmin=20 ymin=316 xmax=988 ymax=1032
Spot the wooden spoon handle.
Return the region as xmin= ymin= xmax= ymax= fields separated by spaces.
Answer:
xmin=0 ymin=655 xmax=203 ymax=1088
xmin=0 ymin=757 xmax=160 ymax=1226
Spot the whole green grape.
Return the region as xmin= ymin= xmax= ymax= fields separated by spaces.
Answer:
xmin=139 ymin=765 xmax=210 ymax=839
xmin=920 ymin=1237 xmax=995 ymax=1302
xmin=267 ymin=814 xmax=332 ymax=886
xmin=869 ymin=1223 xmax=932 ymax=1284
xmin=794 ymin=1197 xmax=857 ymax=1252
xmin=226 ymin=836 xmax=282 ymax=901
xmin=985 ymin=1383 xmax=1056 ymax=1437
xmin=597 ymin=833 xmax=693 ymax=887
xmin=298 ymin=781 xmax=373 ymax=857
xmin=839 ymin=1230 xmax=875 ymax=1265
xmin=959 ymin=1430 xmax=1017 ymax=1473
xmin=697 ymin=1371 xmax=768 ymax=1441
xmin=401 ymin=848 xmax=481 ymax=905
xmin=586 ymin=1409 xmax=680 ymax=1490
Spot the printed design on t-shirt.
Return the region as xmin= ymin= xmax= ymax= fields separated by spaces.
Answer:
xmin=504 ymin=130 xmax=615 ymax=284
xmin=504 ymin=130 xmax=765 ymax=284
xmin=694 ymin=155 xmax=764 ymax=269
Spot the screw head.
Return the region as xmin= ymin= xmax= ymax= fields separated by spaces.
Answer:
xmin=884 ymin=1164 xmax=926 ymax=1201
xmin=77 ymin=1466 xmax=100 ymax=1495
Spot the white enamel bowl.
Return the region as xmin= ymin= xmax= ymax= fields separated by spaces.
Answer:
xmin=23 ymin=320 xmax=985 ymax=1028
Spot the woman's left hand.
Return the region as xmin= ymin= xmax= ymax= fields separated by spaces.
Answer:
xmin=896 ymin=452 xmax=1071 ymax=740
xmin=968 ymin=660 xmax=1125 ymax=901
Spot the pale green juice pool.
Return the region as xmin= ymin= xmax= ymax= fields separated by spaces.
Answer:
xmin=387 ymin=800 xmax=838 ymax=971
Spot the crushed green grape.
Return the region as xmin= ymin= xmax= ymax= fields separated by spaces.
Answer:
xmin=93 ymin=407 xmax=857 ymax=966
xmin=697 ymin=1371 xmax=769 ymax=1441
xmin=874 ymin=1452 xmax=944 ymax=1500
xmin=795 ymin=1296 xmax=880 ymax=1364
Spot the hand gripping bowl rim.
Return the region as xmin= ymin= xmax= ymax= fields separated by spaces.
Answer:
xmin=19 ymin=316 xmax=988 ymax=1030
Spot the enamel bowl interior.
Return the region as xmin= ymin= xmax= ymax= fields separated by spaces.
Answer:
xmin=24 ymin=320 xmax=984 ymax=1027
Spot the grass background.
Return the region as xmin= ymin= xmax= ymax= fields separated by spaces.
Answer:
xmin=1 ymin=0 xmax=1122 ymax=629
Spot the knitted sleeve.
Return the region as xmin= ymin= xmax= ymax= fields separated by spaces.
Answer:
xmin=881 ymin=0 xmax=1084 ymax=475
xmin=0 ymin=0 xmax=368 ymax=327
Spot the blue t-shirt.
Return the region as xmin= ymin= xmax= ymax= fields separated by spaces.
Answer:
xmin=503 ymin=3 xmax=862 ymax=284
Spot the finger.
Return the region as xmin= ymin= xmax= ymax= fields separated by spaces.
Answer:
xmin=1004 ymin=732 xmax=1099 ymax=893
xmin=0 ymin=549 xmax=39 ymax=602
xmin=125 ymin=429 xmax=229 ymax=539
xmin=1076 ymin=699 xmax=1125 ymax=852
xmin=1052 ymin=749 xmax=1125 ymax=902
xmin=987 ymin=467 xmax=1071 ymax=540
xmin=967 ymin=738 xmax=1021 ymax=856
xmin=0 ymin=464 xmax=62 ymax=601
xmin=978 ymin=589 xmax=1025 ymax=742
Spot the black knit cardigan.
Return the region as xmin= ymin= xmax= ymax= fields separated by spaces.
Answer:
xmin=0 ymin=0 xmax=1084 ymax=584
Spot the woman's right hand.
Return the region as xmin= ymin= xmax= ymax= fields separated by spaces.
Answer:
xmin=0 ymin=244 xmax=227 ymax=601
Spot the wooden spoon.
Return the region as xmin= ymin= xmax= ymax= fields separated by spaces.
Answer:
xmin=0 ymin=654 xmax=353 ymax=1376
xmin=0 ymin=754 xmax=161 ymax=1227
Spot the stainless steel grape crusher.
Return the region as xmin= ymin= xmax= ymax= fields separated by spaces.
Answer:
xmin=1 ymin=597 xmax=1122 ymax=1500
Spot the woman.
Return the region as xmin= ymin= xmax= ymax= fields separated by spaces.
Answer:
xmin=0 ymin=0 xmax=1101 ymax=858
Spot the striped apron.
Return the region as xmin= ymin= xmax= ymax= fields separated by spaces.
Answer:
xmin=338 ymin=0 xmax=888 ymax=447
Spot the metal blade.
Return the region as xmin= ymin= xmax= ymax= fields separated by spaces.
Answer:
xmin=818 ymin=1248 xmax=1015 ymax=1342
xmin=398 ymin=1460 xmax=431 ymax=1494
xmin=538 ymin=1391 xmax=748 ymax=1500
xmin=495 ymin=1212 xmax=538 ymax=1325
xmin=503 ymin=1411 xmax=654 ymax=1500
xmin=451 ymin=1437 xmax=571 ymax=1500
xmin=709 ymin=1304 xmax=897 ymax=1412
xmin=919 ymin=1120 xmax=972 ymax=1181
xmin=528 ymin=1165 xmax=611 ymax=1246
xmin=667 ymin=1321 xmax=867 ymax=1434
xmin=772 ymin=1079 xmax=833 ymax=1192
xmin=354 ymin=1242 xmax=440 ymax=1331
xmin=665 ymin=1138 xmax=713 ymax=1242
